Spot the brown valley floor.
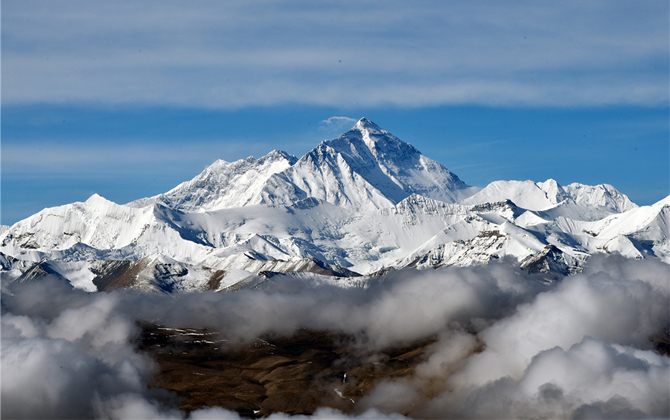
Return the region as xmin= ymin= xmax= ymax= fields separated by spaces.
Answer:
xmin=138 ymin=324 xmax=435 ymax=417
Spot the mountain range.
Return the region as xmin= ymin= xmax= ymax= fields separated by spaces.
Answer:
xmin=2 ymin=118 xmax=668 ymax=292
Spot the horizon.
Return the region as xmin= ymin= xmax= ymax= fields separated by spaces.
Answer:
xmin=2 ymin=1 xmax=668 ymax=225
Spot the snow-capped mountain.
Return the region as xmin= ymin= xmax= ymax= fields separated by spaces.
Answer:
xmin=2 ymin=118 xmax=667 ymax=292
xmin=132 ymin=118 xmax=477 ymax=212
xmin=262 ymin=118 xmax=477 ymax=210
xmin=462 ymin=179 xmax=637 ymax=220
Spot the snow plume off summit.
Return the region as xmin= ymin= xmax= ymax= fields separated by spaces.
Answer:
xmin=1 ymin=118 xmax=669 ymax=419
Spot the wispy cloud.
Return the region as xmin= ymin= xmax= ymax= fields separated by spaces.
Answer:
xmin=318 ymin=116 xmax=358 ymax=134
xmin=2 ymin=143 xmax=202 ymax=176
xmin=1 ymin=140 xmax=289 ymax=176
xmin=320 ymin=116 xmax=357 ymax=126
xmin=2 ymin=1 xmax=667 ymax=108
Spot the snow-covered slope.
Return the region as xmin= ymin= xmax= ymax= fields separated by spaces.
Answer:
xmin=1 ymin=118 xmax=665 ymax=292
xmin=462 ymin=179 xmax=637 ymax=220
xmin=582 ymin=195 xmax=669 ymax=259
xmin=130 ymin=150 xmax=298 ymax=211
xmin=0 ymin=194 xmax=214 ymax=264
xmin=261 ymin=118 xmax=476 ymax=209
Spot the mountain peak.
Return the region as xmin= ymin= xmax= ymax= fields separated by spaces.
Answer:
xmin=352 ymin=118 xmax=387 ymax=139
xmin=263 ymin=149 xmax=297 ymax=164
xmin=320 ymin=118 xmax=411 ymax=162
xmin=294 ymin=118 xmax=471 ymax=207
xmin=355 ymin=117 xmax=381 ymax=130
xmin=85 ymin=193 xmax=113 ymax=205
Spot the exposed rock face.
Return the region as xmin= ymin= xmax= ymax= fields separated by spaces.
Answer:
xmin=520 ymin=244 xmax=574 ymax=276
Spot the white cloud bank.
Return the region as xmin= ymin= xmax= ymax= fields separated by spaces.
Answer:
xmin=2 ymin=255 xmax=668 ymax=419
xmin=3 ymin=0 xmax=668 ymax=108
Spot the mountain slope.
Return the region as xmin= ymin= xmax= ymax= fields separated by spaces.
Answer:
xmin=130 ymin=150 xmax=298 ymax=212
xmin=265 ymin=118 xmax=476 ymax=209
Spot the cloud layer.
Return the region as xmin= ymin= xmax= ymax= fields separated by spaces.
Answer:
xmin=3 ymin=0 xmax=668 ymax=108
xmin=2 ymin=255 xmax=668 ymax=419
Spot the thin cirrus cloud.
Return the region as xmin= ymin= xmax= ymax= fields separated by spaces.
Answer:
xmin=2 ymin=133 xmax=304 ymax=177
xmin=2 ymin=0 xmax=667 ymax=109
xmin=2 ymin=143 xmax=206 ymax=176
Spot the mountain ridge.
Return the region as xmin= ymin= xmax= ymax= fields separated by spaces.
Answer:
xmin=132 ymin=118 xmax=477 ymax=212
xmin=2 ymin=118 xmax=667 ymax=292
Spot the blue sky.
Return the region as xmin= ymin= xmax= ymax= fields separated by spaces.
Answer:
xmin=2 ymin=0 xmax=668 ymax=225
